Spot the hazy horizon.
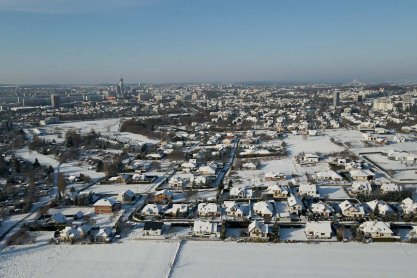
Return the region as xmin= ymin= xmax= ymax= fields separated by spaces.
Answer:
xmin=1 ymin=0 xmax=417 ymax=84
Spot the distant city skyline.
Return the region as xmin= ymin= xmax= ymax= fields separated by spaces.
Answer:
xmin=1 ymin=0 xmax=417 ymax=84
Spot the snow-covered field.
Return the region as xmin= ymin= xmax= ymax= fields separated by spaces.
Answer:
xmin=41 ymin=118 xmax=159 ymax=145
xmin=325 ymin=129 xmax=365 ymax=148
xmin=15 ymin=148 xmax=105 ymax=180
xmin=365 ymin=153 xmax=416 ymax=171
xmin=0 ymin=241 xmax=179 ymax=278
xmin=2 ymin=241 xmax=417 ymax=278
xmin=172 ymin=242 xmax=417 ymax=278
xmin=285 ymin=135 xmax=344 ymax=156
xmin=85 ymin=182 xmax=156 ymax=195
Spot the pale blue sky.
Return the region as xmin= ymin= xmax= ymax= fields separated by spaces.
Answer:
xmin=1 ymin=0 xmax=417 ymax=84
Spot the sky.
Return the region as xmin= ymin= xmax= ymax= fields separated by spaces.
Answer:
xmin=0 ymin=0 xmax=417 ymax=84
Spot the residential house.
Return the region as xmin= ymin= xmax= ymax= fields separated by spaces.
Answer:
xmin=181 ymin=161 xmax=197 ymax=171
xmin=191 ymin=175 xmax=208 ymax=187
xmin=359 ymin=221 xmax=396 ymax=239
xmin=153 ymin=189 xmax=173 ymax=203
xmin=253 ymin=201 xmax=274 ymax=218
xmin=366 ymin=200 xmax=394 ymax=216
xmin=94 ymin=227 xmax=113 ymax=242
xmin=141 ymin=204 xmax=163 ymax=216
xmin=143 ymin=221 xmax=163 ymax=236
xmin=164 ymin=204 xmax=189 ymax=217
xmin=287 ymin=195 xmax=303 ymax=214
xmin=301 ymin=153 xmax=319 ymax=164
xmin=117 ymin=189 xmax=136 ymax=203
xmin=198 ymin=163 xmax=217 ymax=176
xmin=248 ymin=220 xmax=269 ymax=239
xmin=305 ymin=221 xmax=332 ymax=239
xmin=264 ymin=172 xmax=285 ymax=181
xmin=168 ymin=175 xmax=189 ymax=190
xmin=108 ymin=174 xmax=130 ymax=184
xmin=230 ymin=186 xmax=253 ymax=199
xmin=47 ymin=213 xmax=67 ymax=225
xmin=310 ymin=201 xmax=335 ymax=219
xmin=381 ymin=183 xmax=402 ymax=194
xmin=350 ymin=170 xmax=375 ymax=181
xmin=192 ymin=220 xmax=219 ymax=237
xmin=315 ymin=171 xmax=343 ymax=182
xmin=298 ymin=183 xmax=319 ymax=198
xmin=264 ymin=184 xmax=289 ymax=198
xmin=93 ymin=198 xmax=119 ymax=214
xmin=224 ymin=201 xmax=247 ymax=218
xmin=338 ymin=200 xmax=365 ymax=219
xmin=198 ymin=203 xmax=221 ymax=217
xmin=350 ymin=181 xmax=372 ymax=195
xmin=242 ymin=162 xmax=257 ymax=170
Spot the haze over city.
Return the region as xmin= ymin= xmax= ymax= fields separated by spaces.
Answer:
xmin=2 ymin=1 xmax=417 ymax=278
xmin=1 ymin=0 xmax=417 ymax=84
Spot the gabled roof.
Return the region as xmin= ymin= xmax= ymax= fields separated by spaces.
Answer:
xmin=94 ymin=198 xmax=117 ymax=207
xmin=143 ymin=221 xmax=163 ymax=231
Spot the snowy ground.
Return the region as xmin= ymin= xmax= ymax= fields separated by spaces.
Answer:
xmin=365 ymin=153 xmax=417 ymax=171
xmin=285 ymin=134 xmax=344 ymax=156
xmin=85 ymin=182 xmax=157 ymax=195
xmin=2 ymin=241 xmax=417 ymax=277
xmin=0 ymin=241 xmax=179 ymax=278
xmin=15 ymin=148 xmax=105 ymax=180
xmin=279 ymin=227 xmax=308 ymax=241
xmin=172 ymin=242 xmax=417 ymax=278
xmin=353 ymin=141 xmax=417 ymax=155
xmin=318 ymin=185 xmax=349 ymax=199
xmin=325 ymin=129 xmax=365 ymax=148
xmin=41 ymin=118 xmax=159 ymax=145
xmin=0 ymin=214 xmax=29 ymax=238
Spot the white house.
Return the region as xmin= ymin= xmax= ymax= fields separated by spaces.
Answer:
xmin=350 ymin=170 xmax=375 ymax=181
xmin=298 ymin=183 xmax=319 ymax=198
xmin=168 ymin=175 xmax=189 ymax=190
xmin=310 ymin=201 xmax=334 ymax=218
xmin=198 ymin=203 xmax=221 ymax=217
xmin=198 ymin=164 xmax=217 ymax=176
xmin=242 ymin=162 xmax=257 ymax=170
xmin=164 ymin=204 xmax=189 ymax=217
xmin=359 ymin=221 xmax=396 ymax=239
xmin=315 ymin=171 xmax=343 ymax=182
xmin=264 ymin=184 xmax=289 ymax=198
xmin=248 ymin=220 xmax=269 ymax=239
xmin=380 ymin=183 xmax=402 ymax=194
xmin=400 ymin=198 xmax=417 ymax=215
xmin=95 ymin=227 xmax=113 ymax=242
xmin=305 ymin=221 xmax=332 ymax=239
xmin=224 ymin=201 xmax=247 ymax=218
xmin=366 ymin=200 xmax=394 ymax=216
xmin=264 ymin=172 xmax=285 ymax=181
xmin=338 ymin=200 xmax=365 ymax=219
xmin=253 ymin=201 xmax=274 ymax=217
xmin=287 ymin=195 xmax=303 ymax=214
xmin=301 ymin=153 xmax=319 ymax=163
xmin=350 ymin=181 xmax=372 ymax=195
xmin=230 ymin=186 xmax=253 ymax=199
xmin=141 ymin=204 xmax=163 ymax=216
xmin=193 ymin=220 xmax=219 ymax=237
